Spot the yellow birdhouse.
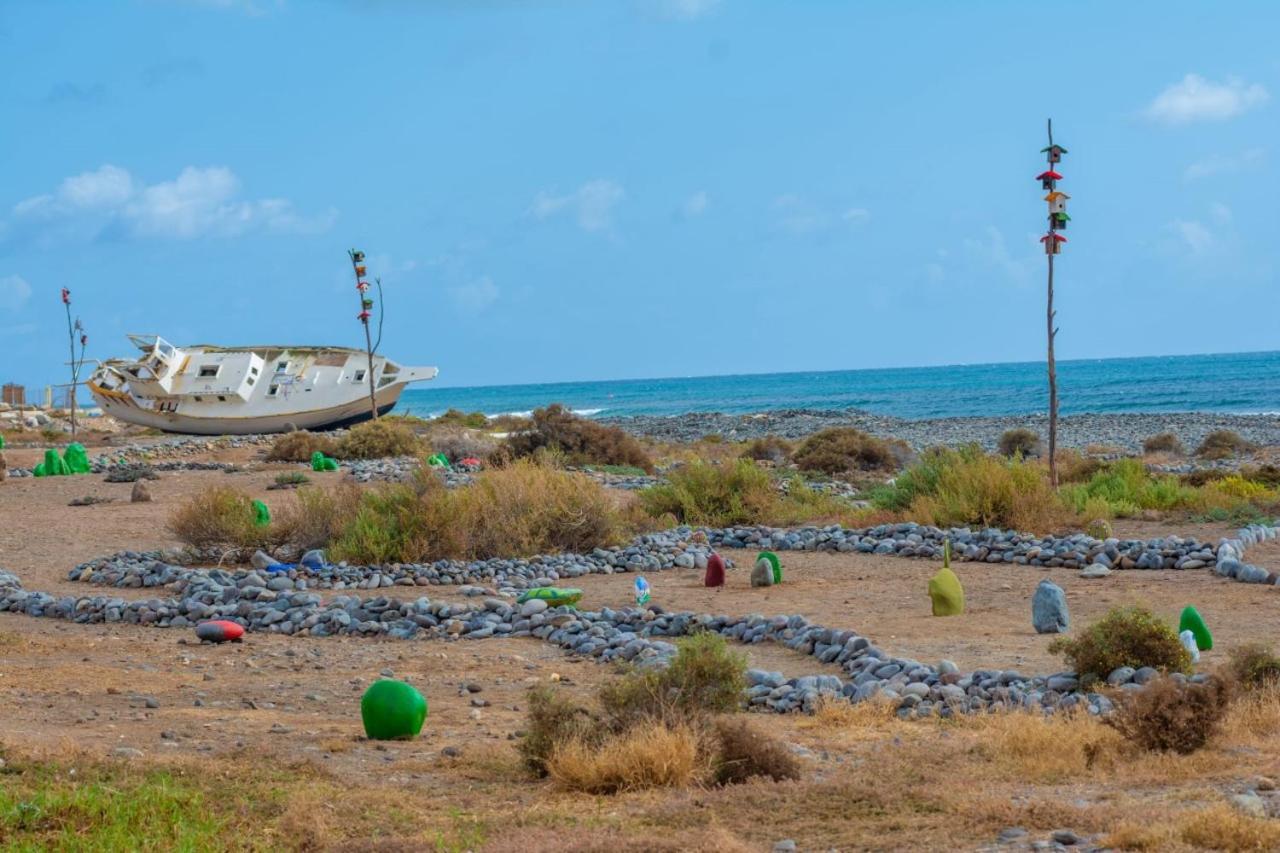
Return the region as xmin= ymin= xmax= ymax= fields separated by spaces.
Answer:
xmin=1044 ymin=191 xmax=1070 ymax=214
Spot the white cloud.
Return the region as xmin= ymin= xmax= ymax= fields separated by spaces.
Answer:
xmin=531 ymin=179 xmax=625 ymax=232
xmin=451 ymin=276 xmax=499 ymax=313
xmin=8 ymin=164 xmax=334 ymax=242
xmin=0 ymin=275 xmax=32 ymax=311
xmin=642 ymin=0 xmax=721 ymax=20
xmin=1185 ymin=147 xmax=1265 ymax=180
xmin=681 ymin=190 xmax=709 ymax=218
xmin=773 ymin=194 xmax=869 ymax=235
xmin=1172 ymin=219 xmax=1214 ymax=254
xmin=963 ymin=226 xmax=1033 ymax=286
xmin=1210 ymin=202 xmax=1232 ymax=224
xmin=1144 ymin=74 xmax=1269 ymax=125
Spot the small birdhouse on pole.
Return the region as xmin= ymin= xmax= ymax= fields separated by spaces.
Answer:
xmin=1040 ymin=233 xmax=1067 ymax=254
xmin=1041 ymin=143 xmax=1068 ymax=164
xmin=1044 ymin=190 xmax=1070 ymax=214
xmin=1036 ymin=169 xmax=1063 ymax=191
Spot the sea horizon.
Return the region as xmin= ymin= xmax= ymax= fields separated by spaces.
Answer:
xmin=400 ymin=349 xmax=1280 ymax=421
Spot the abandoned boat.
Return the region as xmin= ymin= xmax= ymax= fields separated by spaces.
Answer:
xmin=87 ymin=335 xmax=437 ymax=435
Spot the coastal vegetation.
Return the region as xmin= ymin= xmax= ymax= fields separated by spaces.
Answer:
xmin=997 ymin=428 xmax=1042 ymax=458
xmin=1142 ymin=431 xmax=1185 ymax=455
xmin=1196 ymin=429 xmax=1256 ymax=460
xmin=335 ymin=419 xmax=421 ymax=459
xmin=1047 ymin=605 xmax=1192 ymax=683
xmin=791 ymin=427 xmax=906 ymax=475
xmin=264 ymin=430 xmax=338 ymax=463
xmin=638 ymin=459 xmax=855 ymax=527
xmin=503 ymin=404 xmax=654 ymax=472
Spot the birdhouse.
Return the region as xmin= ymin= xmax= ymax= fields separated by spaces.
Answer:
xmin=1040 ymin=144 xmax=1068 ymax=164
xmin=1044 ymin=191 xmax=1070 ymax=214
xmin=1037 ymin=169 xmax=1063 ymax=190
xmin=1040 ymin=233 xmax=1067 ymax=255
xmin=1050 ymin=211 xmax=1071 ymax=230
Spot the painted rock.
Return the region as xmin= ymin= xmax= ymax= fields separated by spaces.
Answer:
xmin=361 ymin=679 xmax=428 ymax=740
xmin=195 ymin=620 xmax=245 ymax=643
xmin=1178 ymin=606 xmax=1213 ymax=651
xmin=704 ymin=553 xmax=726 ymax=588
xmin=928 ymin=567 xmax=965 ymax=617
xmin=750 ymin=557 xmax=774 ymax=588
xmin=1031 ymin=579 xmax=1069 ymax=634
xmin=516 ymin=587 xmax=583 ymax=606
xmin=1180 ymin=629 xmax=1201 ymax=663
xmin=757 ymin=551 xmax=782 ymax=584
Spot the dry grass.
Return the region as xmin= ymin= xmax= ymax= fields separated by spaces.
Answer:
xmin=711 ymin=717 xmax=802 ymax=785
xmin=546 ymin=719 xmax=708 ymax=794
xmin=336 ymin=419 xmax=421 ymax=459
xmin=792 ymin=427 xmax=907 ymax=475
xmin=505 ymin=404 xmax=653 ymax=472
xmin=166 ymin=485 xmax=264 ymax=550
xmin=264 ymin=430 xmax=337 ymax=463
xmin=272 ymin=482 xmax=363 ymax=551
xmin=1108 ymin=805 xmax=1280 ymax=851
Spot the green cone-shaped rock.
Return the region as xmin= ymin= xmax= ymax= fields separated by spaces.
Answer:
xmin=361 ymin=679 xmax=428 ymax=740
xmin=928 ymin=567 xmax=965 ymax=616
xmin=33 ymin=449 xmax=71 ymax=477
xmin=1179 ymin=606 xmax=1213 ymax=651
xmin=251 ymin=499 xmax=271 ymax=527
xmin=64 ymin=442 xmax=91 ymax=474
xmin=758 ymin=551 xmax=782 ymax=584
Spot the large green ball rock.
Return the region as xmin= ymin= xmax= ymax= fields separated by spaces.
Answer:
xmin=361 ymin=679 xmax=427 ymax=740
xmin=1178 ymin=606 xmax=1213 ymax=651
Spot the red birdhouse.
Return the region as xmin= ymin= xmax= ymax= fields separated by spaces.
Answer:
xmin=1037 ymin=169 xmax=1063 ymax=190
xmin=1040 ymin=233 xmax=1067 ymax=255
xmin=704 ymin=553 xmax=726 ymax=588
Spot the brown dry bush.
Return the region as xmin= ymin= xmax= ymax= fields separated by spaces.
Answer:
xmin=167 ymin=486 xmax=263 ymax=550
xmin=792 ymin=427 xmax=906 ymax=475
xmin=505 ymin=404 xmax=653 ymax=472
xmin=423 ymin=426 xmax=497 ymax=462
xmin=1142 ymin=432 xmax=1185 ymax=455
xmin=1242 ymin=463 xmax=1280 ymax=488
xmin=1227 ymin=643 xmax=1280 ymax=690
xmin=335 ymin=419 xmax=421 ymax=459
xmin=710 ymin=717 xmax=801 ymax=785
xmin=520 ymin=686 xmax=604 ymax=776
xmin=1048 ymin=606 xmax=1192 ymax=683
xmin=1055 ymin=449 xmax=1106 ymax=483
xmin=1104 ymin=675 xmax=1233 ymax=754
xmin=273 ymin=483 xmax=364 ymax=552
xmin=264 ymin=430 xmax=337 ymax=462
xmin=997 ymin=428 xmax=1042 ymax=458
xmin=740 ymin=435 xmax=794 ymax=464
xmin=1196 ymin=429 xmax=1256 ymax=460
xmin=545 ymin=719 xmax=707 ymax=794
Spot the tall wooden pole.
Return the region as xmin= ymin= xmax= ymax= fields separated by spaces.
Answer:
xmin=1045 ymin=118 xmax=1059 ymax=488
xmin=65 ymin=298 xmax=78 ymax=435
xmin=349 ymin=250 xmax=380 ymax=421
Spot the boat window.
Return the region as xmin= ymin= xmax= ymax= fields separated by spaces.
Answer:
xmin=268 ymin=384 xmax=279 ymax=397
xmin=194 ymin=396 xmax=202 ymax=402
xmin=199 ymin=365 xmax=219 ymax=378
xmin=250 ymin=365 xmax=259 ymax=375
xmin=158 ymin=342 xmax=175 ymax=358
xmin=276 ymin=361 xmax=289 ymax=373
xmin=217 ymin=396 xmax=227 ymax=402
xmin=354 ymin=369 xmax=366 ymax=382
xmin=246 ymin=376 xmax=255 ymax=386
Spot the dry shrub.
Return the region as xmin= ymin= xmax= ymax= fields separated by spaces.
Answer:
xmin=424 ymin=426 xmax=496 ymax=462
xmin=273 ymin=483 xmax=363 ymax=551
xmin=167 ymin=486 xmax=262 ymax=549
xmin=1142 ymin=432 xmax=1185 ymax=456
xmin=1177 ymin=804 xmax=1280 ymax=851
xmin=1105 ymin=676 xmax=1232 ymax=754
xmin=997 ymin=428 xmax=1042 ymax=458
xmin=740 ymin=435 xmax=793 ymax=464
xmin=1196 ymin=429 xmax=1256 ymax=460
xmin=431 ymin=408 xmax=488 ymax=429
xmin=519 ymin=686 xmax=602 ymax=776
xmin=330 ymin=460 xmax=628 ymax=564
xmin=909 ymin=452 xmax=1065 ymax=533
xmin=505 ymin=404 xmax=653 ymax=472
xmin=1049 ymin=606 xmax=1192 ymax=683
xmin=546 ymin=719 xmax=706 ymax=794
xmin=1180 ymin=468 xmax=1229 ymax=487
xmin=1241 ymin=463 xmax=1280 ymax=488
xmin=639 ymin=459 xmax=851 ymax=527
xmin=599 ymin=632 xmax=748 ymax=730
xmin=792 ymin=427 xmax=906 ymax=475
xmin=1056 ymin=449 xmax=1106 ymax=483
xmin=335 ymin=419 xmax=421 ymax=459
xmin=1227 ymin=643 xmax=1280 ymax=690
xmin=265 ymin=430 xmax=337 ymax=462
xmin=710 ymin=717 xmax=801 ymax=785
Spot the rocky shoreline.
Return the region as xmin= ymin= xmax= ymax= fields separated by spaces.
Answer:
xmin=601 ymin=409 xmax=1280 ymax=451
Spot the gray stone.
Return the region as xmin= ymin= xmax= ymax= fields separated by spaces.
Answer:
xmin=1079 ymin=563 xmax=1111 ymax=579
xmin=1031 ymin=579 xmax=1069 ymax=634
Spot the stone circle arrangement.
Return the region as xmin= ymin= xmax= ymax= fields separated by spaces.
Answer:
xmin=1 ymin=519 xmax=1277 ymax=719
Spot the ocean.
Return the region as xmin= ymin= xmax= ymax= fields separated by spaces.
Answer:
xmin=400 ymin=351 xmax=1280 ymax=421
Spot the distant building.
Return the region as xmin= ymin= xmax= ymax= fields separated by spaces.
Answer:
xmin=2 ymin=383 xmax=25 ymax=406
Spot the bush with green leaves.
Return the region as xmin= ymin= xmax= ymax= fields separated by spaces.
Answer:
xmin=639 ymin=459 xmax=849 ymax=527
xmin=1048 ymin=606 xmax=1192 ymax=682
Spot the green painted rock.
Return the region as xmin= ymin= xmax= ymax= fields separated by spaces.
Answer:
xmin=1179 ymin=606 xmax=1213 ymax=651
xmin=516 ymin=587 xmax=583 ymax=606
xmin=361 ymin=680 xmax=427 ymax=740
xmin=33 ymin=449 xmax=71 ymax=477
xmin=928 ymin=567 xmax=965 ymax=616
xmin=758 ymin=550 xmax=782 ymax=584
xmin=64 ymin=442 xmax=91 ymax=474
xmin=310 ymin=451 xmax=340 ymax=472
xmin=251 ymin=499 xmax=271 ymax=527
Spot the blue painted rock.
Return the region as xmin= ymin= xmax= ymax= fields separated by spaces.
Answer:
xmin=361 ymin=680 xmax=428 ymax=740
xmin=1031 ymin=579 xmax=1069 ymax=634
xmin=195 ymin=620 xmax=245 ymax=643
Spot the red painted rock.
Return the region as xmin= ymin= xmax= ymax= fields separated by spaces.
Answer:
xmin=195 ymin=620 xmax=245 ymax=643
xmin=704 ymin=553 xmax=726 ymax=588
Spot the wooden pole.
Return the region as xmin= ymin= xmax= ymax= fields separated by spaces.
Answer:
xmin=64 ymin=299 xmax=77 ymax=436
xmin=1045 ymin=118 xmax=1059 ymax=488
xmin=349 ymin=250 xmax=379 ymax=421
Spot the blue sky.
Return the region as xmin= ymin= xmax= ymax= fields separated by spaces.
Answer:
xmin=1 ymin=0 xmax=1276 ymax=390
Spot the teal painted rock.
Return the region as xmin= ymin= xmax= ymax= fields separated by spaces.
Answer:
xmin=1179 ymin=606 xmax=1213 ymax=651
xmin=928 ymin=567 xmax=965 ymax=617
xmin=758 ymin=550 xmax=782 ymax=584
xmin=361 ymin=680 xmax=427 ymax=740
xmin=516 ymin=587 xmax=582 ymax=606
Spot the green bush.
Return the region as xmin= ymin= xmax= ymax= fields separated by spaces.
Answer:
xmin=504 ymin=404 xmax=653 ymax=472
xmin=432 ymin=408 xmax=490 ymax=429
xmin=1196 ymin=429 xmax=1255 ymax=460
xmin=1104 ymin=676 xmax=1232 ymax=754
xmin=1048 ymin=606 xmax=1192 ymax=682
xmin=639 ymin=459 xmax=849 ymax=527
xmin=273 ymin=471 xmax=310 ymax=487
xmin=335 ymin=419 xmax=421 ymax=459
xmin=792 ymin=427 xmax=904 ymax=475
xmin=1142 ymin=432 xmax=1185 ymax=455
xmin=167 ymin=486 xmax=263 ymax=550
xmin=1228 ymin=644 xmax=1280 ymax=690
xmin=997 ymin=428 xmax=1042 ymax=458
xmin=1057 ymin=459 xmax=1195 ymax=519
xmin=598 ymin=633 xmax=747 ymax=730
